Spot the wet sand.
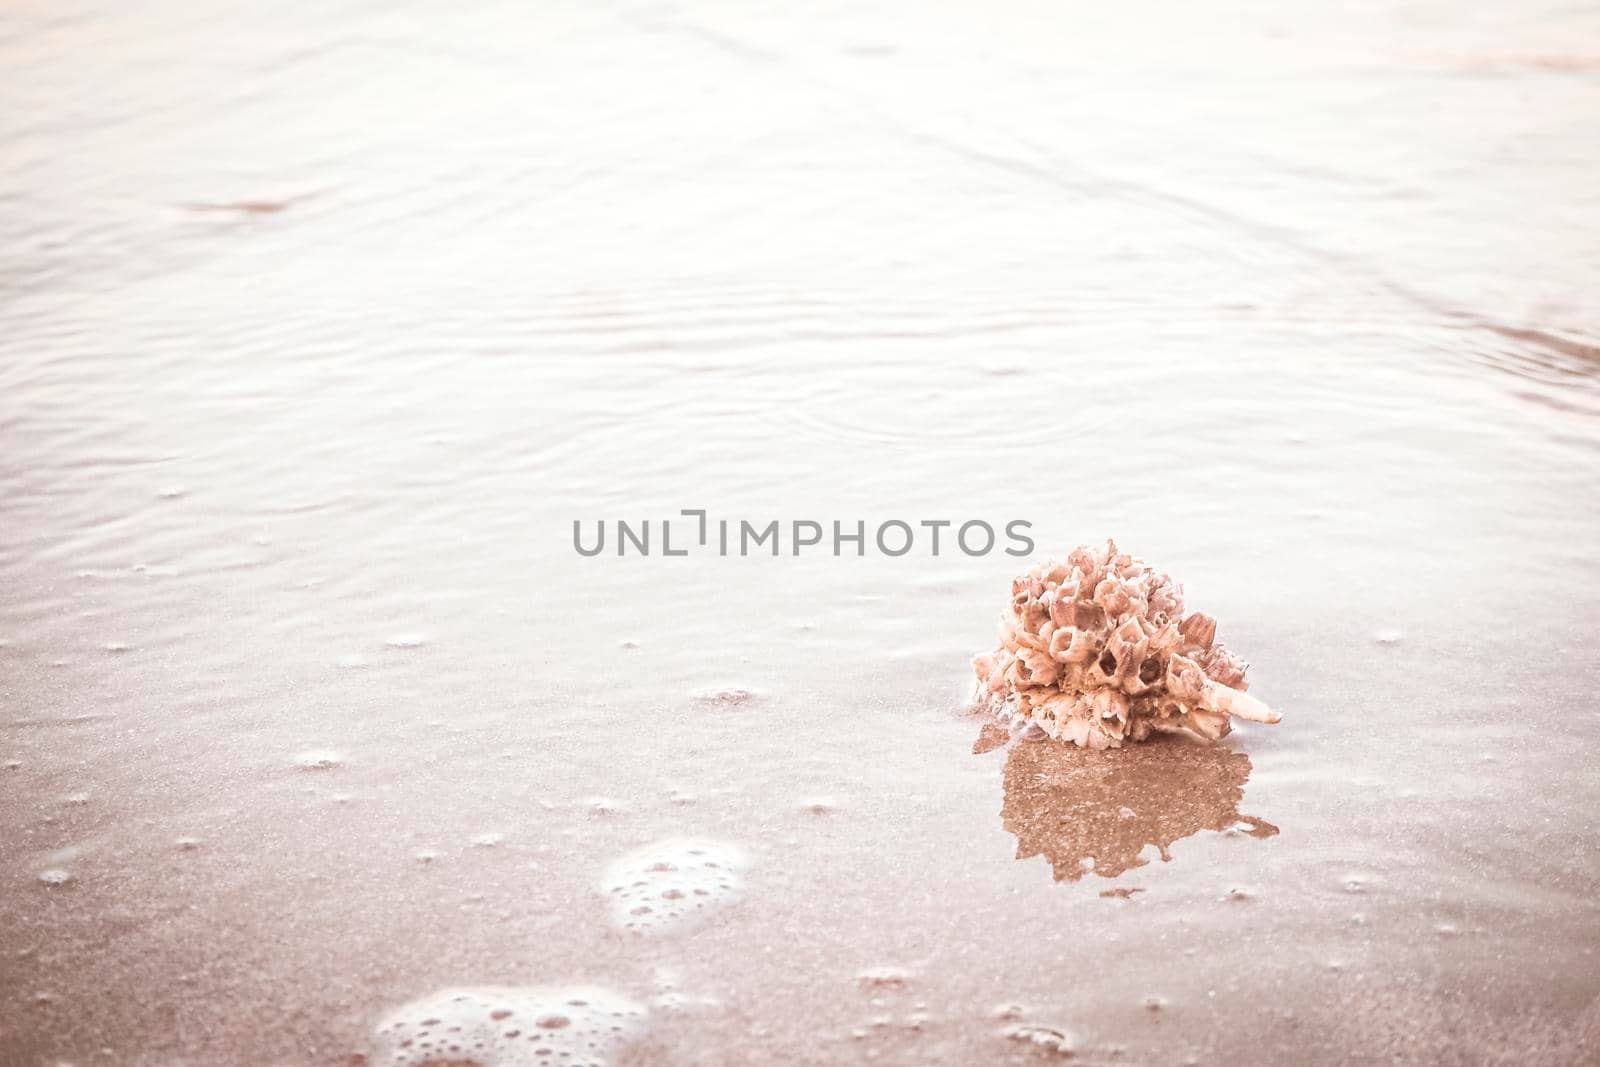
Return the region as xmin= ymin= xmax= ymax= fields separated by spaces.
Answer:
xmin=3 ymin=0 xmax=1600 ymax=1064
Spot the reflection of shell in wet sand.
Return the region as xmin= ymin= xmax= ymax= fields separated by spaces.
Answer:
xmin=998 ymin=733 xmax=1277 ymax=881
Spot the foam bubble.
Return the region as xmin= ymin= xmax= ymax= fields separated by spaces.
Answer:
xmin=294 ymin=750 xmax=342 ymax=770
xmin=1003 ymin=1024 xmax=1077 ymax=1057
xmin=857 ymin=967 xmax=911 ymax=991
xmin=38 ymin=869 xmax=74 ymax=887
xmin=649 ymin=991 xmax=722 ymax=1014
xmin=691 ymin=687 xmax=758 ymax=707
xmin=385 ymin=634 xmax=429 ymax=649
xmin=372 ymin=986 xmax=646 ymax=1067
xmin=600 ymin=838 xmax=748 ymax=934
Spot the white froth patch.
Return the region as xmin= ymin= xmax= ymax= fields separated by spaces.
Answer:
xmin=373 ymin=986 xmax=646 ymax=1067
xmin=385 ymin=633 xmax=429 ymax=649
xmin=1003 ymin=1024 xmax=1078 ymax=1057
xmin=601 ymin=838 xmax=748 ymax=934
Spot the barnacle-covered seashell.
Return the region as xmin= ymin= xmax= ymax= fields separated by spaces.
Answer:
xmin=972 ymin=540 xmax=1281 ymax=748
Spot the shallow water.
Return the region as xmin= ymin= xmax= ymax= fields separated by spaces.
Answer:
xmin=3 ymin=1 xmax=1600 ymax=1064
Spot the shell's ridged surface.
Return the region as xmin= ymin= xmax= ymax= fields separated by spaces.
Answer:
xmin=973 ymin=540 xmax=1275 ymax=748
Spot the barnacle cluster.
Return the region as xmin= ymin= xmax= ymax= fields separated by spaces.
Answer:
xmin=972 ymin=540 xmax=1280 ymax=748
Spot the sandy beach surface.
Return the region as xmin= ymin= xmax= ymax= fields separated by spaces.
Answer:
xmin=3 ymin=1 xmax=1599 ymax=1064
